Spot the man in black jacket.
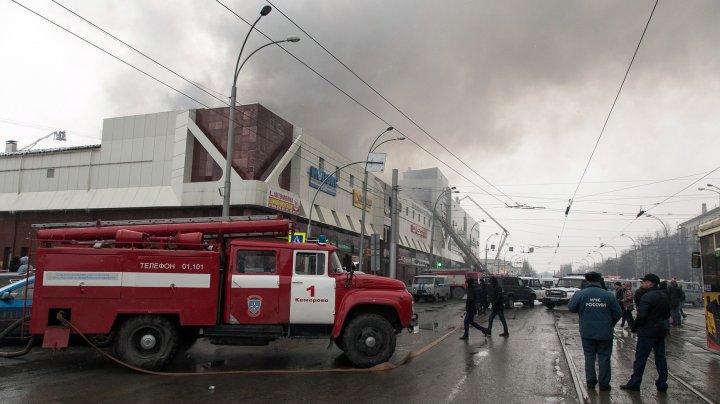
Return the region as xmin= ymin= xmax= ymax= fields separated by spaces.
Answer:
xmin=486 ymin=276 xmax=509 ymax=337
xmin=459 ymin=278 xmax=488 ymax=340
xmin=620 ymin=273 xmax=671 ymax=393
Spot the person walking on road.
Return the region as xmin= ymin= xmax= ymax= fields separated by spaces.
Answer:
xmin=668 ymin=280 xmax=685 ymax=327
xmin=486 ymin=276 xmax=509 ymax=337
xmin=459 ymin=278 xmax=488 ymax=340
xmin=620 ymin=273 xmax=671 ymax=393
xmin=620 ymin=282 xmax=636 ymax=329
xmin=568 ymin=272 xmax=622 ymax=391
xmin=478 ymin=278 xmax=489 ymax=314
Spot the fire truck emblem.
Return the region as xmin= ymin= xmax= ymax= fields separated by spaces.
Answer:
xmin=247 ymin=295 xmax=263 ymax=317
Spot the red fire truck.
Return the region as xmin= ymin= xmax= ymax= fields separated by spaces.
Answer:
xmin=28 ymin=215 xmax=416 ymax=370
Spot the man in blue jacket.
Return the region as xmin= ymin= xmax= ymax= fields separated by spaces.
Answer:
xmin=620 ymin=273 xmax=671 ymax=393
xmin=568 ymin=272 xmax=622 ymax=391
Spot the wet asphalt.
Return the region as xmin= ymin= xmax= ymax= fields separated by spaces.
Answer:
xmin=0 ymin=300 xmax=716 ymax=404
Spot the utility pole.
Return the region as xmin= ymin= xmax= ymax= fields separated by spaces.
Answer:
xmin=389 ymin=169 xmax=399 ymax=279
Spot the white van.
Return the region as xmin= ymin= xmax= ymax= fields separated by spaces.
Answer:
xmin=521 ymin=276 xmax=546 ymax=301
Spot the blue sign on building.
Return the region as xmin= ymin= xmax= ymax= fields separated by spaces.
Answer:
xmin=308 ymin=166 xmax=337 ymax=196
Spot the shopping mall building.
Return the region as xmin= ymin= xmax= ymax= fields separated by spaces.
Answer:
xmin=0 ymin=104 xmax=481 ymax=284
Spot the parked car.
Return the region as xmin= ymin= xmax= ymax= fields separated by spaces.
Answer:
xmin=0 ymin=276 xmax=34 ymax=337
xmin=409 ymin=275 xmax=450 ymax=302
xmin=543 ymin=275 xmax=586 ymax=309
xmin=485 ymin=275 xmax=536 ymax=308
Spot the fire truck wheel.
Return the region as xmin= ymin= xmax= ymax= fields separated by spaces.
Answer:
xmin=115 ymin=316 xmax=180 ymax=370
xmin=342 ymin=314 xmax=396 ymax=368
xmin=452 ymin=288 xmax=465 ymax=300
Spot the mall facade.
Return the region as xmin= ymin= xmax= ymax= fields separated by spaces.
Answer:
xmin=0 ymin=104 xmax=481 ymax=284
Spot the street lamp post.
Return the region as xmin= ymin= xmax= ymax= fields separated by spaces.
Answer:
xmin=586 ymin=254 xmax=596 ymax=268
xmin=645 ymin=213 xmax=671 ymax=279
xmin=358 ymin=127 xmax=404 ymax=274
xmin=699 ymin=185 xmax=720 ymax=206
xmin=620 ymin=233 xmax=639 ymax=279
xmin=429 ymin=187 xmax=458 ymax=268
xmin=306 ymin=161 xmax=368 ymax=238
xmin=469 ymin=219 xmax=485 ymax=259
xmin=590 ymin=251 xmax=604 ymax=270
xmin=222 ymin=5 xmax=300 ymax=218
xmin=485 ymin=232 xmax=499 ymax=271
xmin=600 ymin=243 xmax=618 ymax=275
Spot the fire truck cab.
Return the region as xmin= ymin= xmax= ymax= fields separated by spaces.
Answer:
xmin=28 ymin=215 xmax=416 ymax=370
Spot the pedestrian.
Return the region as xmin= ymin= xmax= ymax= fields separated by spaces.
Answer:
xmin=658 ymin=281 xmax=670 ymax=335
xmin=486 ymin=276 xmax=509 ymax=337
xmin=459 ymin=278 xmax=488 ymax=340
xmin=478 ymin=278 xmax=488 ymax=314
xmin=614 ymin=281 xmax=624 ymax=303
xmin=679 ymin=283 xmax=687 ymax=320
xmin=620 ymin=282 xmax=635 ymax=329
xmin=16 ymin=256 xmax=34 ymax=275
xmin=568 ymin=272 xmax=622 ymax=391
xmin=620 ymin=273 xmax=671 ymax=393
xmin=668 ymin=280 xmax=684 ymax=327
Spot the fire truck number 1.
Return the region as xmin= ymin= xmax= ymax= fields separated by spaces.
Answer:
xmin=306 ymin=285 xmax=315 ymax=297
xmin=181 ymin=263 xmax=204 ymax=271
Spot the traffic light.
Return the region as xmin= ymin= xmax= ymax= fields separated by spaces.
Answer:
xmin=436 ymin=261 xmax=443 ymax=268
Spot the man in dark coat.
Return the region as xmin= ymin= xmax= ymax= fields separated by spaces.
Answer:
xmin=478 ymin=278 xmax=489 ymax=314
xmin=486 ymin=276 xmax=509 ymax=337
xmin=459 ymin=278 xmax=488 ymax=340
xmin=568 ymin=272 xmax=622 ymax=391
xmin=620 ymin=273 xmax=671 ymax=393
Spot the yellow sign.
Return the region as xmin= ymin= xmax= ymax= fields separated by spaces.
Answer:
xmin=288 ymin=232 xmax=306 ymax=243
xmin=353 ymin=190 xmax=372 ymax=212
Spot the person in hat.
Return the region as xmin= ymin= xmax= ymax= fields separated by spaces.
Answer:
xmin=459 ymin=278 xmax=488 ymax=340
xmin=620 ymin=273 xmax=671 ymax=393
xmin=568 ymin=271 xmax=622 ymax=391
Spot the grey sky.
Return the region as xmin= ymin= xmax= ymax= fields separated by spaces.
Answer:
xmin=2 ymin=0 xmax=719 ymax=272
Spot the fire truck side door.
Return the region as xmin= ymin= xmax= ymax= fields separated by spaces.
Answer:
xmin=289 ymin=251 xmax=335 ymax=324
xmin=227 ymin=249 xmax=281 ymax=324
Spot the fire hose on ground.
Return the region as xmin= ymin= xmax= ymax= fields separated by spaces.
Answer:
xmin=0 ymin=316 xmax=35 ymax=358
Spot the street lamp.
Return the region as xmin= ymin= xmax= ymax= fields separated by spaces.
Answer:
xmin=306 ymin=161 xmax=368 ymax=238
xmin=358 ymin=127 xmax=404 ymax=274
xmin=485 ymin=232 xmax=499 ymax=270
xmin=469 ymin=219 xmax=485 ymax=257
xmin=620 ymin=233 xmax=639 ymax=278
xmin=644 ymin=213 xmax=671 ymax=279
xmin=590 ymin=250 xmax=604 ymax=268
xmin=699 ymin=185 xmax=720 ymax=206
xmin=222 ymin=5 xmax=301 ymax=217
xmin=600 ymin=243 xmax=618 ymax=275
xmin=429 ymin=187 xmax=459 ymax=268
xmin=586 ymin=254 xmax=596 ymax=268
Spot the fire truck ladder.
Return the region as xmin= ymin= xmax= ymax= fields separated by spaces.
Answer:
xmin=433 ymin=214 xmax=484 ymax=270
xmin=33 ymin=215 xmax=295 ymax=243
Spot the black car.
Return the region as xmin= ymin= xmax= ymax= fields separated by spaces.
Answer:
xmin=484 ymin=275 xmax=536 ymax=308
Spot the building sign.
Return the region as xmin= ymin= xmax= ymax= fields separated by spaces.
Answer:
xmin=267 ymin=187 xmax=301 ymax=215
xmin=309 ymin=166 xmax=337 ymax=196
xmin=352 ymin=190 xmax=372 ymax=212
xmin=398 ymin=255 xmax=411 ymax=265
xmin=410 ymin=223 xmax=428 ymax=238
